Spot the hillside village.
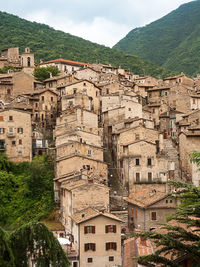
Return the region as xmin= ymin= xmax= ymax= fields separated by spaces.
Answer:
xmin=1 ymin=46 xmax=200 ymax=267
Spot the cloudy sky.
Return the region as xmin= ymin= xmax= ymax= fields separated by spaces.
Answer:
xmin=1 ymin=0 xmax=193 ymax=47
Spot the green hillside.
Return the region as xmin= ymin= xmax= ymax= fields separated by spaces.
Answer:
xmin=114 ymin=0 xmax=200 ymax=76
xmin=0 ymin=11 xmax=174 ymax=78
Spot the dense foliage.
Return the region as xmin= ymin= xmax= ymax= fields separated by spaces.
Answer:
xmin=0 ymin=11 xmax=175 ymax=78
xmin=0 ymin=154 xmax=55 ymax=229
xmin=0 ymin=222 xmax=70 ymax=267
xmin=135 ymin=151 xmax=200 ymax=266
xmin=34 ymin=66 xmax=60 ymax=82
xmin=114 ymin=0 xmax=200 ymax=76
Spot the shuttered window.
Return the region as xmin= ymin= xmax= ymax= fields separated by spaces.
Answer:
xmin=151 ymin=212 xmax=157 ymax=221
xmin=84 ymin=243 xmax=96 ymax=251
xmin=105 ymin=225 xmax=116 ymax=233
xmin=105 ymin=242 xmax=117 ymax=251
xmin=84 ymin=226 xmax=95 ymax=234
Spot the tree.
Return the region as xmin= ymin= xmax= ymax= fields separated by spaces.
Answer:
xmin=33 ymin=66 xmax=60 ymax=82
xmin=0 ymin=222 xmax=70 ymax=267
xmin=0 ymin=227 xmax=15 ymax=267
xmin=135 ymin=152 xmax=200 ymax=267
xmin=0 ymin=66 xmax=19 ymax=74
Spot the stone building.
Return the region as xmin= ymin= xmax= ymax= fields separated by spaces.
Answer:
xmin=39 ymin=58 xmax=87 ymax=74
xmin=0 ymin=108 xmax=32 ymax=161
xmin=179 ymin=128 xmax=200 ymax=185
xmin=58 ymin=80 xmax=101 ymax=114
xmin=71 ymin=207 xmax=122 ymax=267
xmin=125 ymin=188 xmax=177 ymax=231
xmin=59 ymin=179 xmax=110 ymax=231
xmin=0 ymin=71 xmax=35 ymax=103
xmin=0 ymin=47 xmax=35 ymax=74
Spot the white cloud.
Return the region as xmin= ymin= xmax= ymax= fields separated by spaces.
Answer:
xmin=25 ymin=11 xmax=132 ymax=47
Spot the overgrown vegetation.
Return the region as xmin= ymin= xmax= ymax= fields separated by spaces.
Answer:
xmin=0 ymin=154 xmax=55 ymax=229
xmin=114 ymin=0 xmax=200 ymax=76
xmin=0 ymin=222 xmax=70 ymax=267
xmin=0 ymin=11 xmax=175 ymax=78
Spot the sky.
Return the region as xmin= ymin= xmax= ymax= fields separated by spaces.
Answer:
xmin=1 ymin=0 xmax=193 ymax=47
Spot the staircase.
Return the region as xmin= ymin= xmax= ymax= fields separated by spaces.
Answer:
xmin=162 ymin=138 xmax=180 ymax=181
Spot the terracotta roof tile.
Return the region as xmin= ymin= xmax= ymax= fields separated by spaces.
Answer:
xmin=125 ymin=189 xmax=168 ymax=208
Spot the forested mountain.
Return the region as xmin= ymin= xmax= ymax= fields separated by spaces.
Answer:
xmin=0 ymin=11 xmax=174 ymax=78
xmin=114 ymin=0 xmax=200 ymax=76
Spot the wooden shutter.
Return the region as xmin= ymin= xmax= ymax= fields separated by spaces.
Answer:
xmin=84 ymin=243 xmax=88 ymax=251
xmin=113 ymin=225 xmax=116 ymax=233
xmin=106 ymin=243 xmax=109 ymax=251
xmin=92 ymin=226 xmax=95 ymax=234
xmin=105 ymin=225 xmax=108 ymax=233
xmin=84 ymin=226 xmax=87 ymax=234
xmin=151 ymin=212 xmax=157 ymax=221
xmin=135 ymin=209 xmax=138 ymax=219
xmin=113 ymin=242 xmax=117 ymax=250
xmin=92 ymin=243 xmax=96 ymax=251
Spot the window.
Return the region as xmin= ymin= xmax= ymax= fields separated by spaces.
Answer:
xmin=128 ymin=108 xmax=131 ymax=111
xmin=27 ymin=57 xmax=31 ymax=67
xmin=18 ymin=128 xmax=23 ymax=134
xmin=12 ymin=140 xmax=16 ymax=145
xmin=8 ymin=127 xmax=13 ymax=134
xmin=135 ymin=158 xmax=140 ymax=166
xmin=7 ymin=89 xmax=11 ymax=94
xmin=35 ymin=103 xmax=39 ymax=108
xmin=148 ymin=93 xmax=152 ymax=98
xmin=96 ymin=91 xmax=98 ymax=97
xmin=148 ymin=172 xmax=152 ymax=182
xmin=170 ymin=199 xmax=173 ymax=203
xmin=83 ymin=82 xmax=86 ymax=86
xmin=84 ymin=243 xmax=96 ymax=251
xmin=73 ymin=89 xmax=77 ymax=94
xmin=159 ymin=91 xmax=162 ymax=97
xmin=0 ymin=128 xmax=4 ymax=134
xmin=41 ymin=96 xmax=44 ymax=101
xmin=69 ymin=101 xmax=73 ymax=106
xmin=106 ymin=88 xmax=109 ymax=94
xmin=19 ymin=139 xmax=22 ymax=145
xmin=51 ymin=96 xmax=54 ymax=102
xmin=73 ymin=262 xmax=78 ymax=267
xmin=88 ymin=150 xmax=91 ymax=155
xmin=164 ymin=91 xmax=168 ymax=96
xmin=87 ymin=258 xmax=93 ymax=263
xmin=147 ymin=158 xmax=152 ymax=166
xmin=135 ymin=172 xmax=140 ymax=182
xmin=41 ymin=114 xmax=44 ymax=121
xmin=105 ymin=225 xmax=116 ymax=233
xmin=84 ymin=226 xmax=95 ymax=234
xmin=151 ymin=212 xmax=157 ymax=221
xmin=166 ymin=200 xmax=168 ymax=203
xmin=193 ymin=98 xmax=196 ymax=104
xmin=109 ymin=256 xmax=114 ymax=262
xmin=9 ymin=116 xmax=13 ymax=121
xmin=106 ymin=242 xmax=117 ymax=251
xmin=49 ymin=82 xmax=53 ymax=88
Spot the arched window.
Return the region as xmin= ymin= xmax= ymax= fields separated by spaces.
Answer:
xmin=27 ymin=57 xmax=31 ymax=67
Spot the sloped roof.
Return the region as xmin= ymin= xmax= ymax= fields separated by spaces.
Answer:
xmin=71 ymin=207 xmax=122 ymax=224
xmin=125 ymin=188 xmax=168 ymax=209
